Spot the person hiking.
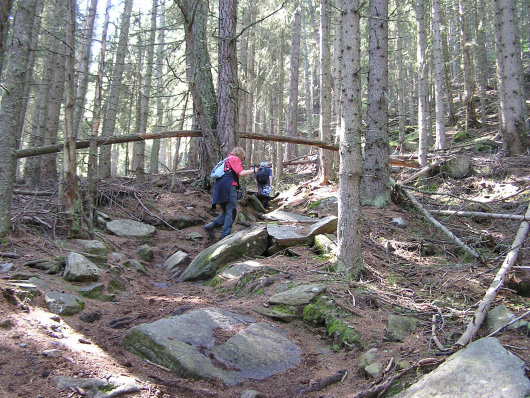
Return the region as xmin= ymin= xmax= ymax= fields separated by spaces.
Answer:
xmin=204 ymin=147 xmax=257 ymax=240
xmin=255 ymin=162 xmax=273 ymax=196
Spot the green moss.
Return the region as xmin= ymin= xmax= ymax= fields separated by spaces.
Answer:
xmin=271 ymin=304 xmax=296 ymax=316
xmin=97 ymin=383 xmax=117 ymax=392
xmin=307 ymin=198 xmax=324 ymax=210
xmin=454 ymin=130 xmax=471 ymax=142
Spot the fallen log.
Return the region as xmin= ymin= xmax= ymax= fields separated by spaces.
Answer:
xmin=295 ymin=369 xmax=347 ymax=396
xmin=430 ymin=209 xmax=527 ymax=221
xmin=391 ymin=178 xmax=482 ymax=261
xmin=454 ymin=203 xmax=530 ymax=347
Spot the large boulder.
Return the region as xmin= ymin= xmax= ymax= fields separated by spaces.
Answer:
xmin=395 ymin=338 xmax=530 ymax=398
xmin=441 ymin=156 xmax=470 ymax=179
xmin=178 ymin=226 xmax=268 ymax=282
xmin=63 ymin=252 xmax=99 ymax=282
xmin=269 ymin=283 xmax=327 ymax=306
xmin=106 ymin=219 xmax=156 ymax=238
xmin=120 ymin=307 xmax=300 ymax=385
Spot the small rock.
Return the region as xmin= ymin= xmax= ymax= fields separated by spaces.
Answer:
xmin=42 ymin=349 xmax=62 ymax=358
xmin=50 ymin=315 xmax=61 ymax=323
xmin=241 ymin=390 xmax=264 ymax=398
xmin=136 ymin=244 xmax=154 ymax=262
xmin=0 ymin=319 xmax=13 ymax=329
xmin=0 ymin=263 xmax=15 ymax=273
xmin=79 ymin=311 xmax=101 ymax=323
xmin=391 ymin=217 xmax=407 ymax=228
xmin=154 ymin=282 xmax=168 ymax=288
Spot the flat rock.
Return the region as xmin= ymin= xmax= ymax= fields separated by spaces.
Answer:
xmin=269 ymin=283 xmax=327 ymax=306
xmin=178 ymin=226 xmax=268 ymax=282
xmin=164 ymin=251 xmax=188 ymax=271
xmin=121 ymin=307 xmax=300 ymax=385
xmin=0 ymin=262 xmax=15 ymax=273
xmin=106 ymin=219 xmax=156 ymax=238
xmin=263 ymin=210 xmax=316 ymax=222
xmin=267 ymin=216 xmax=338 ymax=247
xmin=63 ymin=252 xmax=99 ymax=282
xmin=219 ymin=261 xmax=270 ymax=280
xmin=45 ymin=292 xmax=84 ymax=316
xmin=395 ymin=338 xmax=530 ymax=398
xmin=55 ymin=375 xmax=140 ymax=398
xmin=74 ymin=240 xmax=109 ymax=256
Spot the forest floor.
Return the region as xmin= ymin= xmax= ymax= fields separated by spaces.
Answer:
xmin=0 ymin=127 xmax=529 ymax=398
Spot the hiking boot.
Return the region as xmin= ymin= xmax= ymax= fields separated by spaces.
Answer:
xmin=203 ymin=222 xmax=216 ymax=239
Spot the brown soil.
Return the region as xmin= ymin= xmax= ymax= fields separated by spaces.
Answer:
xmin=1 ymin=149 xmax=529 ymax=398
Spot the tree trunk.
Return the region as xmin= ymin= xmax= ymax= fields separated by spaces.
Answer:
xmin=98 ymin=0 xmax=133 ymax=179
xmin=217 ymin=0 xmax=238 ymax=154
xmin=362 ymin=0 xmax=389 ymax=207
xmin=459 ymin=0 xmax=479 ymax=129
xmin=338 ymin=0 xmax=363 ymax=279
xmin=494 ymin=0 xmax=528 ymax=154
xmin=0 ymin=0 xmax=13 ymax=74
xmin=132 ymin=23 xmax=146 ymax=180
xmin=73 ymin=0 xmax=97 ymax=139
xmin=318 ymin=0 xmax=334 ymax=184
xmin=0 ymin=0 xmax=38 ymax=236
xmin=302 ymin=24 xmax=314 ymax=142
xmin=286 ymin=0 xmax=301 ymax=160
xmin=416 ymin=0 xmax=428 ymax=166
xmin=152 ymin=5 xmax=165 ymax=173
xmin=432 ymin=0 xmax=446 ymax=150
xmin=395 ymin=1 xmax=406 ymax=153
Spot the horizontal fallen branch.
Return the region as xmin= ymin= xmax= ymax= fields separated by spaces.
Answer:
xmin=295 ymin=369 xmax=347 ymax=395
xmin=430 ymin=209 xmax=527 ymax=221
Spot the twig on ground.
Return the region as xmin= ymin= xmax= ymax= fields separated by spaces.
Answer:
xmin=0 ymin=252 xmax=19 ymax=258
xmin=133 ymin=192 xmax=180 ymax=231
xmin=294 ymin=369 xmax=347 ymax=395
xmin=487 ymin=309 xmax=530 ymax=338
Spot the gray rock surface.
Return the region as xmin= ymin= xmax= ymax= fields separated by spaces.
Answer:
xmin=178 ymin=226 xmax=268 ymax=282
xmin=442 ymin=155 xmax=471 ymax=179
xmin=0 ymin=262 xmax=14 ymax=273
xmin=267 ymin=216 xmax=338 ymax=247
xmin=121 ymin=307 xmax=300 ymax=385
xmin=106 ymin=219 xmax=156 ymax=238
xmin=63 ymin=252 xmax=99 ymax=282
xmin=486 ymin=305 xmax=528 ymax=332
xmin=263 ymin=210 xmax=316 ymax=222
xmin=164 ymin=251 xmax=188 ymax=271
xmin=55 ymin=375 xmax=140 ymax=398
xmin=395 ymin=338 xmax=530 ymax=398
xmin=219 ymin=261 xmax=270 ymax=280
xmin=74 ymin=240 xmax=109 ymax=256
xmin=45 ymin=292 xmax=84 ymax=316
xmin=269 ymin=283 xmax=327 ymax=306
xmin=385 ymin=315 xmax=418 ymax=342
xmin=136 ymin=244 xmax=154 ymax=262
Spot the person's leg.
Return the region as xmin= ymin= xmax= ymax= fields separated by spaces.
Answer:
xmin=204 ymin=205 xmax=226 ymax=239
xmin=220 ymin=186 xmax=237 ymax=238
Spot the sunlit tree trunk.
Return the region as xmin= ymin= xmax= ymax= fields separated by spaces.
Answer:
xmin=395 ymin=0 xmax=406 ymax=152
xmin=98 ymin=0 xmax=133 ymax=179
xmin=286 ymin=0 xmax=301 ymax=160
xmin=494 ymin=0 xmax=528 ymax=154
xmin=318 ymin=0 xmax=334 ymax=184
xmin=245 ymin=40 xmax=255 ymax=166
xmin=153 ymin=7 xmax=166 ymax=172
xmin=275 ymin=30 xmax=285 ymax=182
xmin=302 ymin=24 xmax=314 ymax=142
xmin=416 ymin=0 xmax=428 ymax=166
xmin=338 ymin=0 xmax=363 ymax=278
xmin=363 ymin=0 xmax=389 ymax=206
xmin=217 ymin=0 xmax=238 ymax=154
xmin=238 ymin=2 xmax=250 ymax=164
xmin=442 ymin=26 xmax=457 ymax=125
xmin=432 ymin=0 xmax=446 ymax=149
xmin=132 ymin=21 xmax=146 ymax=179
xmin=459 ymin=0 xmax=479 ymax=129
xmin=0 ymin=0 xmax=37 ymax=236
xmin=73 ymin=0 xmax=97 ymax=139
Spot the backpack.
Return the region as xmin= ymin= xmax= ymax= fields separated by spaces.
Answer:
xmin=256 ymin=167 xmax=269 ymax=185
xmin=210 ymin=158 xmax=228 ymax=180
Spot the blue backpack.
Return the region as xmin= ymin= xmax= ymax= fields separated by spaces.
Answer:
xmin=210 ymin=158 xmax=229 ymax=180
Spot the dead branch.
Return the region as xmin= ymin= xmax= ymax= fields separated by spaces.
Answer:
xmin=399 ymin=159 xmax=447 ymax=185
xmin=391 ymin=178 xmax=482 ymax=261
xmin=0 ymin=252 xmax=19 ymax=258
xmin=430 ymin=209 xmax=527 ymax=221
xmin=13 ymin=189 xmax=54 ymax=196
xmin=295 ymin=369 xmax=347 ymax=395
xmin=133 ymin=192 xmax=181 ymax=232
xmin=455 ymin=203 xmax=530 ymax=347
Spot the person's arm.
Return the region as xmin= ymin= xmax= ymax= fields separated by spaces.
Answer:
xmin=239 ymin=167 xmax=256 ymax=177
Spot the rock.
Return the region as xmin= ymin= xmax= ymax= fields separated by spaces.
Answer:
xmin=79 ymin=311 xmax=101 ymax=323
xmin=74 ymin=240 xmax=109 ymax=256
xmin=106 ymin=219 xmax=156 ymax=238
xmin=166 ymin=214 xmax=202 ymax=229
xmin=364 ymin=363 xmax=382 ymax=378
xmin=55 ymin=375 xmax=140 ymax=398
xmin=441 ymin=156 xmax=471 ymax=179
xmin=241 ymin=390 xmax=264 ymax=398
xmin=42 ymin=349 xmax=62 ymax=358
xmin=267 ymin=216 xmax=338 ymax=247
xmin=78 ymin=283 xmax=105 ymax=298
xmin=164 ymin=251 xmax=188 ymax=271
xmin=385 ymin=315 xmax=418 ymax=342
xmin=263 ymin=210 xmax=316 ymax=222
xmin=127 ymin=259 xmax=147 ymax=275
xmin=45 ymin=292 xmax=84 ymax=316
xmin=23 ymin=258 xmax=64 ymax=274
xmin=253 ymin=306 xmax=297 ymax=322
xmin=313 ymin=234 xmax=338 ymax=257
xmin=395 ymin=338 xmax=530 ymax=398
xmin=218 ymin=261 xmax=270 ymax=280
xmin=0 ymin=318 xmax=13 ymax=329
xmin=0 ymin=262 xmax=15 ymax=273
xmin=121 ymin=307 xmax=300 ymax=385
xmin=358 ymin=348 xmax=382 ymax=378
xmin=486 ymin=305 xmax=528 ymax=332
xmin=178 ymin=226 xmax=269 ymax=282
xmin=136 ymin=244 xmax=154 ymax=262
xmin=154 ymin=282 xmax=168 ymax=288
xmin=269 ymin=283 xmax=327 ymax=306
xmin=110 ymin=252 xmax=122 ymax=263
xmin=63 ymin=252 xmax=99 ymax=282
xmin=186 ymin=232 xmax=203 ymax=240
xmin=8 ymin=282 xmax=41 ymax=301
xmin=391 ymin=217 xmax=407 ymax=228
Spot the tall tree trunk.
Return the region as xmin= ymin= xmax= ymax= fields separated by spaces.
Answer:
xmin=275 ymin=30 xmax=285 ymax=182
xmin=0 ymin=0 xmax=13 ymax=74
xmin=132 ymin=27 xmax=146 ymax=179
xmin=73 ymin=0 xmax=98 ymax=139
xmin=363 ymin=0 xmax=389 ymax=206
xmin=0 ymin=0 xmax=38 ymax=236
xmin=338 ymin=0 xmax=363 ymax=279
xmin=432 ymin=0 xmax=446 ymax=149
xmin=245 ymin=40 xmax=255 ymax=167
xmin=151 ymin=4 xmax=165 ymax=174
xmin=395 ymin=0 xmax=406 ymax=152
xmin=238 ymin=2 xmax=250 ymax=164
xmin=459 ymin=0 xmax=479 ymax=129
xmin=87 ymin=0 xmax=110 ymax=226
xmin=318 ymin=0 xmax=333 ymax=184
xmin=494 ymin=0 xmax=528 ymax=154
xmin=416 ymin=0 xmax=428 ymax=166
xmin=217 ymin=0 xmax=238 ymax=154
xmin=302 ymin=24 xmax=314 ymax=142
xmin=286 ymin=0 xmax=301 ymax=160
xmin=98 ymin=0 xmax=133 ymax=179
xmin=442 ymin=26 xmax=457 ymax=125
xmin=177 ymin=0 xmax=220 ymax=187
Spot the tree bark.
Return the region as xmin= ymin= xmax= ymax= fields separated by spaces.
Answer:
xmin=459 ymin=0 xmax=479 ymax=129
xmin=286 ymin=1 xmax=301 ymax=160
xmin=0 ymin=0 xmax=38 ymax=236
xmin=432 ymin=0 xmax=446 ymax=150
xmin=337 ymin=0 xmax=363 ymax=279
xmin=416 ymin=0 xmax=428 ymax=166
xmin=363 ymin=0 xmax=390 ymax=207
